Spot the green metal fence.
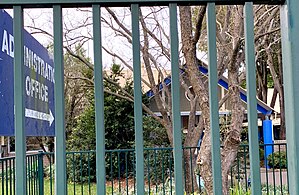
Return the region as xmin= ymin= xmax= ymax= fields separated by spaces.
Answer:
xmin=0 ymin=144 xmax=289 ymax=194
xmin=0 ymin=0 xmax=298 ymax=194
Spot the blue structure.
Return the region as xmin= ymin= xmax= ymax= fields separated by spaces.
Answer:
xmin=0 ymin=10 xmax=55 ymax=136
xmin=147 ymin=64 xmax=273 ymax=115
xmin=147 ymin=63 xmax=275 ymax=160
xmin=263 ymin=118 xmax=273 ymax=168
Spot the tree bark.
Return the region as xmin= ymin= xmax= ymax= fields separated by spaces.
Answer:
xmin=198 ymin=130 xmax=213 ymax=194
xmin=183 ymin=149 xmax=199 ymax=193
xmin=220 ymin=6 xmax=245 ymax=194
xmin=277 ymin=52 xmax=286 ymax=139
xmin=270 ymin=87 xmax=278 ymax=108
xmin=179 ymin=5 xmax=213 ymax=194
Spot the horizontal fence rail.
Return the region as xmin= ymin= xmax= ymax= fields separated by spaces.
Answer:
xmin=0 ymin=0 xmax=285 ymax=8
xmin=0 ymin=144 xmax=289 ymax=195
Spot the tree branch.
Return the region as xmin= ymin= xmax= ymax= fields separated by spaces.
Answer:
xmin=193 ymin=6 xmax=207 ymax=45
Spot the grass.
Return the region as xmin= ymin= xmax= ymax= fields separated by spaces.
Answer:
xmin=44 ymin=179 xmax=97 ymax=195
xmin=44 ymin=179 xmax=136 ymax=195
xmin=0 ymin=178 xmax=136 ymax=195
xmin=0 ymin=178 xmax=289 ymax=195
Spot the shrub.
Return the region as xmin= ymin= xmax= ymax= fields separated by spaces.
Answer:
xmin=144 ymin=149 xmax=173 ymax=184
xmin=66 ymin=153 xmax=97 ymax=183
xmin=230 ymin=182 xmax=251 ymax=195
xmin=267 ymin=151 xmax=287 ymax=169
xmin=259 ymin=147 xmax=265 ymax=160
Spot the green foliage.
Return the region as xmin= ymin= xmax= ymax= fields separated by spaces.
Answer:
xmin=261 ymin=184 xmax=289 ymax=195
xmin=67 ymin=63 xmax=135 ymax=151
xmin=144 ymin=149 xmax=173 ymax=184
xmin=66 ymin=64 xmax=136 ymax=182
xmin=0 ymin=166 xmax=14 ymax=180
xmin=260 ymin=147 xmax=265 ymax=160
xmin=103 ymin=86 xmax=135 ymax=150
xmin=66 ymin=153 xmax=97 ymax=183
xmin=66 ymin=63 xmax=172 ymax=183
xmin=267 ymin=151 xmax=287 ymax=169
xmin=230 ymin=183 xmax=251 ymax=195
xmin=143 ymin=116 xmax=170 ymax=148
xmin=67 ymin=105 xmax=96 ymax=151
xmin=143 ymin=116 xmax=171 ymax=183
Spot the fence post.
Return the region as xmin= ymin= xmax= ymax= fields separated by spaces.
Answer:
xmin=281 ymin=0 xmax=299 ymax=194
xmin=38 ymin=151 xmax=44 ymax=195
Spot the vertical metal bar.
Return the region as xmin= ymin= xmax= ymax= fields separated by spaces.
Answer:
xmin=53 ymin=5 xmax=67 ymax=195
xmin=13 ymin=6 xmax=26 ymax=195
xmin=9 ymin=158 xmax=12 ymax=195
xmin=80 ymin=153 xmax=83 ymax=195
xmin=13 ymin=158 xmax=15 ymax=195
xmin=168 ymin=150 xmax=173 ymax=194
xmin=6 ymin=159 xmax=8 ymax=195
xmin=169 ymin=4 xmax=184 ymax=195
xmin=244 ymin=2 xmax=262 ymax=194
xmin=72 ymin=153 xmax=76 ymax=194
xmin=189 ymin=148 xmax=194 ymax=193
xmin=230 ymin=167 xmax=233 ymax=189
xmin=29 ymin=157 xmax=31 ymax=194
xmin=117 ymin=152 xmax=121 ymax=194
xmin=132 ymin=152 xmax=135 ymax=194
xmin=147 ymin=151 xmax=150 ymax=194
xmin=35 ymin=156 xmax=37 ymax=195
xmin=88 ymin=152 xmax=91 ymax=195
xmin=92 ymin=4 xmax=106 ymax=195
xmin=38 ymin=152 xmax=44 ymax=195
xmin=154 ymin=151 xmax=158 ymax=193
xmin=1 ymin=161 xmax=4 ymax=195
xmin=29 ymin=157 xmax=32 ymax=195
xmin=32 ymin=156 xmax=34 ymax=195
xmin=27 ymin=158 xmax=30 ymax=195
xmin=285 ymin=144 xmax=289 ymax=193
xmin=265 ymin=147 xmax=269 ymax=193
xmin=131 ymin=4 xmax=145 ymax=195
xmin=279 ymin=146 xmax=283 ymax=193
xmin=33 ymin=156 xmax=36 ymax=195
xmin=183 ymin=149 xmax=187 ymax=191
xmin=110 ymin=153 xmax=113 ymax=193
xmin=237 ymin=156 xmax=240 ymax=183
xmin=33 ymin=156 xmax=35 ymax=195
xmin=243 ymin=146 xmax=248 ymax=191
xmin=49 ymin=155 xmax=52 ymax=195
xmin=272 ymin=145 xmax=276 ymax=195
xmin=125 ymin=152 xmax=128 ymax=195
xmin=207 ymin=3 xmax=222 ymax=195
xmin=280 ymin=0 xmax=299 ymax=194
xmin=161 ymin=152 xmax=165 ymax=195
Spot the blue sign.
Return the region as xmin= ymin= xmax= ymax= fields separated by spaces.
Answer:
xmin=0 ymin=10 xmax=55 ymax=136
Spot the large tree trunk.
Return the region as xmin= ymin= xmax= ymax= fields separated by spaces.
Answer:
xmin=279 ymin=92 xmax=286 ymax=139
xmin=198 ymin=129 xmax=213 ymax=194
xmin=278 ymin=53 xmax=286 ymax=140
xmin=183 ymin=149 xmax=199 ymax=193
xmin=182 ymin=96 xmax=204 ymax=193
xmin=179 ymin=5 xmax=213 ymax=194
xmin=221 ymin=84 xmax=244 ymax=194
xmin=220 ymin=6 xmax=244 ymax=194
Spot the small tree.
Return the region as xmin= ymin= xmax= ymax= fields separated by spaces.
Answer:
xmin=67 ymin=64 xmax=135 ymax=151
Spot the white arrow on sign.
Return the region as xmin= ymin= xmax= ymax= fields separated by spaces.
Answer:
xmin=25 ymin=108 xmax=54 ymax=126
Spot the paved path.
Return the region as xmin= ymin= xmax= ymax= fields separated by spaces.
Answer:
xmin=260 ymin=168 xmax=288 ymax=186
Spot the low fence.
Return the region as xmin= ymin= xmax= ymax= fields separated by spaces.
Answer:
xmin=230 ymin=143 xmax=288 ymax=194
xmin=0 ymin=143 xmax=288 ymax=194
